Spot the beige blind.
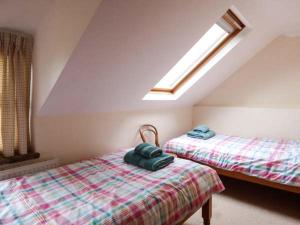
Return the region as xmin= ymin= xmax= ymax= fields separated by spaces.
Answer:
xmin=0 ymin=29 xmax=33 ymax=157
xmin=0 ymin=53 xmax=3 ymax=152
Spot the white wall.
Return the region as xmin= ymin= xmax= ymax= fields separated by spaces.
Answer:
xmin=33 ymin=107 xmax=192 ymax=164
xmin=194 ymin=36 xmax=300 ymax=139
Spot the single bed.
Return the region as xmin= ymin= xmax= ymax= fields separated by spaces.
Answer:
xmin=164 ymin=134 xmax=300 ymax=194
xmin=0 ymin=151 xmax=224 ymax=225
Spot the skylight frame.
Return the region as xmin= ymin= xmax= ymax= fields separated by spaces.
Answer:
xmin=148 ymin=9 xmax=245 ymax=95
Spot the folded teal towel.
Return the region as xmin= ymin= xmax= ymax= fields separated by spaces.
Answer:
xmin=187 ymin=130 xmax=216 ymax=140
xmin=124 ymin=150 xmax=174 ymax=171
xmin=193 ymin=124 xmax=209 ymax=133
xmin=134 ymin=143 xmax=162 ymax=159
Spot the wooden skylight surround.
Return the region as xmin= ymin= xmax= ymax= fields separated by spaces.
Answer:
xmin=147 ymin=9 xmax=245 ymax=97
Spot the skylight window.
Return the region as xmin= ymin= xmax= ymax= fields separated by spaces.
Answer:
xmin=144 ymin=9 xmax=245 ymax=100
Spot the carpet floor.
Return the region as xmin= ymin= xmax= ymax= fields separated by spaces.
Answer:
xmin=185 ymin=177 xmax=300 ymax=225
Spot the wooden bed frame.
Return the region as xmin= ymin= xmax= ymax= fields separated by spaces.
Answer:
xmin=178 ymin=156 xmax=300 ymax=195
xmin=179 ymin=157 xmax=299 ymax=225
xmin=202 ymin=198 xmax=212 ymax=225
xmin=210 ymin=164 xmax=300 ymax=194
xmin=180 ymin=197 xmax=212 ymax=225
xmin=182 ymin=163 xmax=299 ymax=224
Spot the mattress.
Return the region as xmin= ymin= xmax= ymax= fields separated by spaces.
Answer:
xmin=164 ymin=134 xmax=300 ymax=187
xmin=0 ymin=151 xmax=224 ymax=225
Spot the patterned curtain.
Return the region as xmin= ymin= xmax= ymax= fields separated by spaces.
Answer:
xmin=0 ymin=29 xmax=33 ymax=157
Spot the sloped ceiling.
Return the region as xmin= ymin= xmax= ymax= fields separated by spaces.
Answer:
xmin=0 ymin=0 xmax=52 ymax=33
xmin=198 ymin=36 xmax=300 ymax=108
xmin=7 ymin=0 xmax=300 ymax=115
xmin=0 ymin=0 xmax=103 ymax=114
xmin=32 ymin=0 xmax=102 ymax=114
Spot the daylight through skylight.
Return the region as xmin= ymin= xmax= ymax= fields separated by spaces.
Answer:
xmin=144 ymin=9 xmax=245 ymax=100
xmin=154 ymin=24 xmax=229 ymax=90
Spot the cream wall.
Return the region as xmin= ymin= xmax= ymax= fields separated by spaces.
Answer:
xmin=30 ymin=1 xmax=194 ymax=164
xmin=33 ymin=108 xmax=192 ymax=164
xmin=193 ymin=106 xmax=300 ymax=139
xmin=199 ymin=36 xmax=300 ymax=108
xmin=194 ymin=36 xmax=300 ymax=139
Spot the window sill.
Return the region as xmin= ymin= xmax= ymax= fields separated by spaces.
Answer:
xmin=0 ymin=152 xmax=40 ymax=165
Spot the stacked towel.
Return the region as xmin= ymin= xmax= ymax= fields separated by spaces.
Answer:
xmin=187 ymin=124 xmax=216 ymax=140
xmin=124 ymin=143 xmax=174 ymax=171
xmin=193 ymin=125 xmax=209 ymax=133
xmin=187 ymin=130 xmax=216 ymax=139
xmin=134 ymin=143 xmax=162 ymax=158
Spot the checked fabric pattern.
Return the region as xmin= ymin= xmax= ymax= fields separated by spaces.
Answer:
xmin=0 ymin=151 xmax=224 ymax=225
xmin=164 ymin=134 xmax=300 ymax=187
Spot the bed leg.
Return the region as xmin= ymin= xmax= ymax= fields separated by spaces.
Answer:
xmin=202 ymin=197 xmax=212 ymax=225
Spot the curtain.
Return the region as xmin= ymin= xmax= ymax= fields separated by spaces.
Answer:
xmin=0 ymin=29 xmax=33 ymax=157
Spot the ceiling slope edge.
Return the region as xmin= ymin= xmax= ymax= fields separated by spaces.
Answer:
xmin=35 ymin=0 xmax=103 ymax=115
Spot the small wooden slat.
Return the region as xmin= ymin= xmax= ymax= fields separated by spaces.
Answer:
xmin=150 ymin=87 xmax=173 ymax=93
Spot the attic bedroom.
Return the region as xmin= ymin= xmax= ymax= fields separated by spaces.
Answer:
xmin=0 ymin=0 xmax=299 ymax=225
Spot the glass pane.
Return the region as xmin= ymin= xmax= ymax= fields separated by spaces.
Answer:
xmin=154 ymin=24 xmax=229 ymax=89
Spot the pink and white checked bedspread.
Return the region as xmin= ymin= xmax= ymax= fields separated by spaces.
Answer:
xmin=0 ymin=151 xmax=224 ymax=225
xmin=164 ymin=134 xmax=300 ymax=187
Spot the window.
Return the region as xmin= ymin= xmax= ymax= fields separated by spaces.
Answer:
xmin=144 ymin=9 xmax=245 ymax=100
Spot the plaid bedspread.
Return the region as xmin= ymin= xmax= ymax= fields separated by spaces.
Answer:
xmin=0 ymin=151 xmax=224 ymax=225
xmin=164 ymin=134 xmax=300 ymax=187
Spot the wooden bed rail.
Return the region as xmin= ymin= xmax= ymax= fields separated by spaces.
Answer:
xmin=178 ymin=155 xmax=300 ymax=194
xmin=212 ymin=165 xmax=300 ymax=194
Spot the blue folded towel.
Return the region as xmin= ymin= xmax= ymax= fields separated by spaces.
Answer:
xmin=193 ymin=125 xmax=209 ymax=133
xmin=187 ymin=130 xmax=216 ymax=140
xmin=134 ymin=143 xmax=162 ymax=159
xmin=124 ymin=150 xmax=174 ymax=171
